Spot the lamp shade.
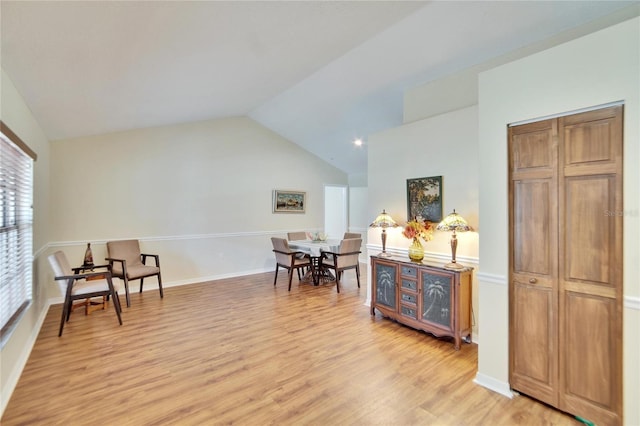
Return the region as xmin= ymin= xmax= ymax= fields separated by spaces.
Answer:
xmin=370 ymin=209 xmax=398 ymax=228
xmin=370 ymin=209 xmax=398 ymax=257
xmin=436 ymin=209 xmax=471 ymax=232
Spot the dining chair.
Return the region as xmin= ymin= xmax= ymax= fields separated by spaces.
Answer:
xmin=287 ymin=231 xmax=310 ymax=276
xmin=106 ymin=239 xmax=163 ymax=307
xmin=47 ymin=250 xmax=123 ymax=336
xmin=271 ymin=237 xmax=311 ymax=291
xmin=320 ymin=238 xmax=362 ymax=293
xmin=343 ymin=232 xmax=361 ymax=239
xmin=287 ymin=231 xmax=307 ymax=241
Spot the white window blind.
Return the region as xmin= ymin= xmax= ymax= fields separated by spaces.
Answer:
xmin=1 ymin=126 xmax=34 ymax=333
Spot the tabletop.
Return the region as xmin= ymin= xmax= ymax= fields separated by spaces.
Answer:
xmin=288 ymin=239 xmax=341 ymax=257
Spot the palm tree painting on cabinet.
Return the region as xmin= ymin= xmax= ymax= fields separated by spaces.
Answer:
xmin=422 ymin=273 xmax=451 ymax=328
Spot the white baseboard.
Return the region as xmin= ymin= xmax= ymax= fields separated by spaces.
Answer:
xmin=473 ymin=372 xmax=514 ymax=399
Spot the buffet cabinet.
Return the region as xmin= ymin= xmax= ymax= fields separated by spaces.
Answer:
xmin=370 ymin=256 xmax=472 ymax=350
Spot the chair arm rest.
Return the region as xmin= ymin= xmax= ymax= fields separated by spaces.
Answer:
xmin=54 ymin=270 xmax=113 ymax=281
xmin=323 ymin=250 xmax=361 ymax=257
xmin=72 ymin=263 xmax=110 ymax=273
xmin=273 ymin=249 xmax=307 ymax=257
xmin=105 ymin=257 xmax=127 ymax=274
xmin=141 ymin=253 xmax=160 ymax=266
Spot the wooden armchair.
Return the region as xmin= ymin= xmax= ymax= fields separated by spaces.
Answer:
xmin=271 ymin=237 xmax=311 ymax=291
xmin=47 ymin=250 xmax=123 ymax=336
xmin=106 ymin=239 xmax=163 ymax=307
xmin=320 ymin=238 xmax=362 ymax=293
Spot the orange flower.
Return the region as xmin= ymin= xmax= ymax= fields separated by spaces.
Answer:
xmin=402 ymin=219 xmax=434 ymax=242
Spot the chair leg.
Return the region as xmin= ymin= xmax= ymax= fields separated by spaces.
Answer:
xmin=58 ymin=298 xmax=70 ymax=337
xmin=113 ymin=291 xmax=123 ymax=314
xmin=356 ymin=264 xmax=361 ymax=288
xmin=123 ymin=276 xmax=131 ymax=308
xmin=111 ymin=290 xmax=123 ymax=325
xmin=66 ymin=300 xmax=73 ymax=322
xmin=273 ymin=264 xmax=280 ymax=286
xmin=287 ymin=269 xmax=294 ymax=291
xmin=335 ymin=269 xmax=341 ymax=293
xmin=140 ymin=277 xmax=144 ymax=293
xmin=157 ymin=273 xmax=164 ymax=299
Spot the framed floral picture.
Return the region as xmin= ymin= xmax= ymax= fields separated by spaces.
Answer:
xmin=406 ymin=176 xmax=443 ymax=222
xmin=273 ymin=190 xmax=306 ymax=213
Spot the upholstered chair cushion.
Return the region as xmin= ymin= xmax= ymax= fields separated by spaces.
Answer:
xmin=107 ymin=239 xmax=159 ymax=280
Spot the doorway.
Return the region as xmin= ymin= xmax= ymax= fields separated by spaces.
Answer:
xmin=324 ymin=185 xmax=347 ymax=239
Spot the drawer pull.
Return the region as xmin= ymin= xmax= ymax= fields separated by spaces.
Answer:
xmin=529 ymin=278 xmax=537 ymax=284
xmin=401 ymin=266 xmax=417 ymax=277
xmin=401 ymin=294 xmax=416 ymax=303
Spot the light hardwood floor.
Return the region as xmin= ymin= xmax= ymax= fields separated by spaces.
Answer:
xmin=2 ymin=266 xmax=579 ymax=425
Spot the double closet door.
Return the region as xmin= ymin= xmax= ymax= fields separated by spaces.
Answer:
xmin=509 ymin=105 xmax=623 ymax=425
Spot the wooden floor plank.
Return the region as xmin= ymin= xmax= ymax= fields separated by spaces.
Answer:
xmin=2 ymin=267 xmax=579 ymax=425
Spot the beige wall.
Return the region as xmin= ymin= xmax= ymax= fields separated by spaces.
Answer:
xmin=48 ymin=117 xmax=347 ymax=297
xmin=367 ymin=104 xmax=480 ymax=337
xmin=477 ymin=17 xmax=639 ymax=423
xmin=0 ymin=69 xmax=52 ymax=414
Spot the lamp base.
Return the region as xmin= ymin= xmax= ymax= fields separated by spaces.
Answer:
xmin=378 ymin=252 xmax=393 ymax=257
xmin=443 ymin=261 xmax=465 ymax=270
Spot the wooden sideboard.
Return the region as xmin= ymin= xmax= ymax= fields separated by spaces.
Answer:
xmin=370 ymin=255 xmax=472 ymax=350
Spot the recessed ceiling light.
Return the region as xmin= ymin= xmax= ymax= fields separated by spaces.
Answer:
xmin=353 ymin=138 xmax=363 ymax=146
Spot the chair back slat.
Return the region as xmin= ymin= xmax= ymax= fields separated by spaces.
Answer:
xmin=107 ymin=240 xmax=143 ymax=267
xmin=48 ymin=250 xmax=72 ymax=278
xmin=47 ymin=251 xmax=74 ymax=295
xmin=336 ymin=238 xmax=361 ymax=268
xmin=271 ymin=237 xmax=293 ymax=265
xmin=343 ymin=232 xmax=361 ymax=239
xmin=287 ymin=232 xmax=307 ymax=241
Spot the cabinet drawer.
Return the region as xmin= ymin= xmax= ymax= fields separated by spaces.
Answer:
xmin=401 ymin=279 xmax=417 ymax=291
xmin=400 ymin=305 xmax=417 ymax=319
xmin=401 ymin=265 xmax=417 ymax=278
xmin=400 ymin=292 xmax=417 ymax=305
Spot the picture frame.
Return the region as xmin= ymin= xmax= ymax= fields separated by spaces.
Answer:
xmin=273 ymin=190 xmax=306 ymax=213
xmin=406 ymin=176 xmax=443 ymax=222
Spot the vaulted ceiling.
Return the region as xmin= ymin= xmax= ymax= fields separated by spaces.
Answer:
xmin=2 ymin=1 xmax=637 ymax=176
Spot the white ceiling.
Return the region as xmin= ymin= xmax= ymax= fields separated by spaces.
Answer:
xmin=1 ymin=1 xmax=638 ymax=176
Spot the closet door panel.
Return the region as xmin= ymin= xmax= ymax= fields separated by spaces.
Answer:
xmin=512 ymin=181 xmax=552 ymax=275
xmin=564 ymin=176 xmax=614 ymax=284
xmin=510 ymin=283 xmax=556 ymax=405
xmin=508 ymin=120 xmax=558 ymax=407
xmin=563 ymin=292 xmax=617 ymax=415
xmin=558 ymin=106 xmax=622 ymax=425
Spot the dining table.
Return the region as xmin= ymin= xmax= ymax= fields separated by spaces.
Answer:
xmin=288 ymin=239 xmax=341 ymax=285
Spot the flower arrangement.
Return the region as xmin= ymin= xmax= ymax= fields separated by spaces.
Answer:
xmin=306 ymin=231 xmax=328 ymax=242
xmin=402 ymin=217 xmax=434 ymax=242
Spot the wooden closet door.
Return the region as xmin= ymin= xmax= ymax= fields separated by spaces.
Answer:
xmin=509 ymin=105 xmax=623 ymax=425
xmin=558 ymin=106 xmax=623 ymax=425
xmin=509 ymin=119 xmax=559 ymax=406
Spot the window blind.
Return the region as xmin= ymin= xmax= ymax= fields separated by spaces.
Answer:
xmin=1 ymin=126 xmax=34 ymax=334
